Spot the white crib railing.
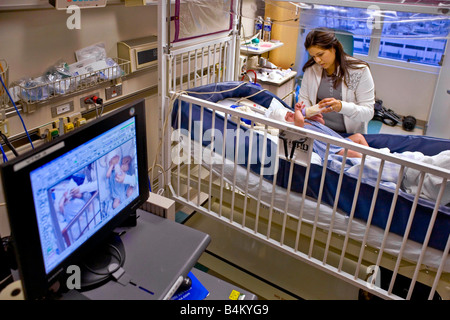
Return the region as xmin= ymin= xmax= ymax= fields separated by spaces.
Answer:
xmin=167 ymin=36 xmax=235 ymax=92
xmin=166 ymin=93 xmax=449 ymax=300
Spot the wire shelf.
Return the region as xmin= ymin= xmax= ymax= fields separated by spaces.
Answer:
xmin=17 ymin=58 xmax=130 ymax=105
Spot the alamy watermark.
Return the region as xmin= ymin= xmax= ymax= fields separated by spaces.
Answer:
xmin=66 ymin=265 xmax=81 ymax=290
xmin=66 ymin=5 xmax=82 ymax=30
xmin=366 ymin=5 xmax=382 ymax=30
xmin=170 ymin=125 xmax=281 ymax=175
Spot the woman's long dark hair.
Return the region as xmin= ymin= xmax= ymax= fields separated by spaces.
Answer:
xmin=302 ymin=29 xmax=369 ymax=88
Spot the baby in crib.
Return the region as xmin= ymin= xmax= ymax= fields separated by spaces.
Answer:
xmin=269 ymin=102 xmax=369 ymax=159
xmin=107 ymin=154 xmax=134 ymax=209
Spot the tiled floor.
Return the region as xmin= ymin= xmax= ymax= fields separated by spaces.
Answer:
xmin=370 ymin=120 xmax=424 ymax=136
xmin=379 ymin=123 xmax=424 ymax=135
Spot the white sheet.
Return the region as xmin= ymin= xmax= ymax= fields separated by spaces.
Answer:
xmin=327 ymin=150 xmax=450 ymax=206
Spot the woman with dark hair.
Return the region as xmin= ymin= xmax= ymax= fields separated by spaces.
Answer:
xmin=299 ymin=29 xmax=375 ymax=134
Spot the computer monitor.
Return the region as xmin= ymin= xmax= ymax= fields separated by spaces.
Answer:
xmin=0 ymin=100 xmax=149 ymax=299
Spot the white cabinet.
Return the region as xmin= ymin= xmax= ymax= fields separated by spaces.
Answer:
xmin=257 ymin=71 xmax=297 ymax=108
xmin=240 ymin=41 xmax=297 ymax=107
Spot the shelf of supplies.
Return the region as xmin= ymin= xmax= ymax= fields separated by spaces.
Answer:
xmin=240 ymin=41 xmax=284 ymax=55
xmin=17 ymin=58 xmax=130 ymax=106
xmin=257 ymin=70 xmax=297 ymax=86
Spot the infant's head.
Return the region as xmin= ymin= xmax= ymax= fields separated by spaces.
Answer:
xmin=121 ymin=156 xmax=132 ymax=172
xmin=270 ymin=108 xmax=294 ymax=123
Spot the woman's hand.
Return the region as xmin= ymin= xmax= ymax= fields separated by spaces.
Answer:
xmin=109 ymin=155 xmax=120 ymax=166
xmin=318 ymin=98 xmax=342 ymax=113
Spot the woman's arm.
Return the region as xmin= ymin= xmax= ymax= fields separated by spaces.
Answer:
xmin=298 ymin=67 xmax=314 ymax=109
xmin=318 ymin=66 xmax=375 ymax=123
xmin=339 ymin=66 xmax=375 ymax=122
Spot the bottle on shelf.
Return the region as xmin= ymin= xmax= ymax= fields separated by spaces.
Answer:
xmin=263 ymin=17 xmax=272 ymax=42
xmin=254 ymin=16 xmax=263 ymax=39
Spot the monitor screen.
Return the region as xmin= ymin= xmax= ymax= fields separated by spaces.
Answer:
xmin=32 ymin=117 xmax=139 ymax=274
xmin=1 ymin=100 xmax=148 ymax=299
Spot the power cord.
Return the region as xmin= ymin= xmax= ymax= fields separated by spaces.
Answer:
xmin=0 ymin=131 xmax=19 ymax=157
xmin=84 ymin=96 xmax=104 ymax=118
xmin=0 ymin=143 xmax=7 ymax=163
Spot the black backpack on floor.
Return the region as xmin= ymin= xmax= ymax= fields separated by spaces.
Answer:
xmin=372 ymin=99 xmax=401 ymax=126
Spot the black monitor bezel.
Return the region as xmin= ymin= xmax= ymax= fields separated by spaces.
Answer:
xmin=1 ymin=100 xmax=149 ymax=300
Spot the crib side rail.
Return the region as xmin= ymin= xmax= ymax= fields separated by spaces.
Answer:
xmin=167 ymin=91 xmax=449 ymax=300
xmin=166 ymin=36 xmax=235 ymax=92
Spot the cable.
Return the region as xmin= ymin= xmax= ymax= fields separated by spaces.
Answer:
xmin=0 ymin=143 xmax=8 ymax=163
xmin=99 ymin=102 xmax=105 ymax=117
xmin=0 ymin=74 xmax=34 ymax=150
xmin=148 ymin=163 xmax=165 ymax=194
xmin=240 ymin=69 xmax=257 ymax=84
xmin=0 ymin=131 xmax=18 ymax=157
xmin=84 ymin=96 xmax=104 ymax=118
xmin=272 ymin=17 xmax=299 ymax=23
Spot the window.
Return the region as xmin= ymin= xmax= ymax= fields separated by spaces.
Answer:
xmin=378 ymin=12 xmax=449 ymax=66
xmin=299 ymin=5 xmax=450 ymax=67
xmin=299 ymin=6 xmax=372 ymax=55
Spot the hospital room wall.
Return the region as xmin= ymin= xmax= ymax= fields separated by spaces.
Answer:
xmin=0 ymin=5 xmax=160 ymax=237
xmin=263 ymin=1 xmax=299 ymax=70
xmin=242 ymin=0 xmax=439 ymax=123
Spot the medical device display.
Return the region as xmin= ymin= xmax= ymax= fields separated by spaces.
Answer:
xmin=117 ymin=36 xmax=158 ymax=72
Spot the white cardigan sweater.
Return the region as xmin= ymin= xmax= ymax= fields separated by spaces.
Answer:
xmin=299 ymin=61 xmax=375 ymax=134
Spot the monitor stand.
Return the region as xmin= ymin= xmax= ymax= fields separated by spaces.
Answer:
xmin=79 ymin=233 xmax=126 ymax=291
xmin=62 ymin=209 xmax=210 ymax=300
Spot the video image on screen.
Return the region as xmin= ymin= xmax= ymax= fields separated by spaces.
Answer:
xmin=30 ymin=120 xmax=139 ymax=274
xmin=52 ymin=140 xmax=137 ymax=244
